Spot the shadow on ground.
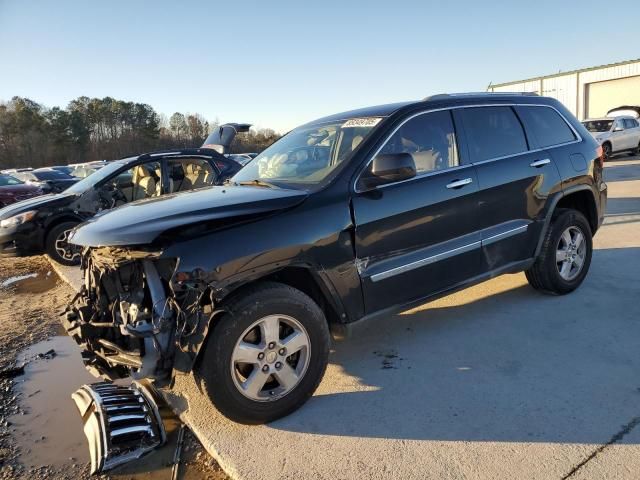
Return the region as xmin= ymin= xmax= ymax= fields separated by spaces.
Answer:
xmin=271 ymin=246 xmax=640 ymax=444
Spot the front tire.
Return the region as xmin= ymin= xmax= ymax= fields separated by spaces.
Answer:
xmin=525 ymin=209 xmax=592 ymax=295
xmin=45 ymin=221 xmax=81 ymax=266
xmin=602 ymin=142 xmax=612 ymax=161
xmin=198 ymin=282 xmax=330 ymax=424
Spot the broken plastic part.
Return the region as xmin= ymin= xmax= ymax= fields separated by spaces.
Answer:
xmin=71 ymin=381 xmax=166 ymax=474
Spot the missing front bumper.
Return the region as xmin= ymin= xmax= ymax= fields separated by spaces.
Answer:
xmin=71 ymin=381 xmax=166 ymax=474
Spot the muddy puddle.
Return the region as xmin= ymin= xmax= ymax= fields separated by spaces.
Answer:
xmin=0 ymin=269 xmax=58 ymax=294
xmin=9 ymin=336 xmax=201 ymax=478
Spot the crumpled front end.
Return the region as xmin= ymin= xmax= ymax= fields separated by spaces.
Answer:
xmin=63 ymin=246 xmax=212 ymax=384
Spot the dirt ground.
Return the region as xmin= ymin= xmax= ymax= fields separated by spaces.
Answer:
xmin=0 ymin=256 xmax=228 ymax=480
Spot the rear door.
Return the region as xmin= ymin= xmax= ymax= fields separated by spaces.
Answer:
xmin=352 ymin=110 xmax=483 ymax=314
xmin=457 ymin=105 xmax=563 ymax=271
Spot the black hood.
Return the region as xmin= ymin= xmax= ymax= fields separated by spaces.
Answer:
xmin=0 ymin=192 xmax=76 ymax=220
xmin=69 ymin=185 xmax=308 ymax=247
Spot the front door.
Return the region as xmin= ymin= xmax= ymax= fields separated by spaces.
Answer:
xmin=352 ymin=110 xmax=483 ymax=314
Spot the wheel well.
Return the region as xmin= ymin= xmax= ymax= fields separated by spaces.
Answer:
xmin=556 ymin=190 xmax=598 ymax=233
xmin=226 ymin=267 xmax=342 ymax=326
xmin=44 ymin=216 xmax=81 ymax=241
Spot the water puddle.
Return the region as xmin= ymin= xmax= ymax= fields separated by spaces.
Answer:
xmin=10 ymin=336 xmax=96 ymax=468
xmin=0 ymin=269 xmax=58 ymax=294
xmin=9 ymin=336 xmax=198 ymax=478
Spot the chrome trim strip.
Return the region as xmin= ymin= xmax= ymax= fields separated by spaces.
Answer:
xmin=353 ymin=103 xmax=581 ymax=193
xmin=370 ymin=241 xmax=481 ymax=282
xmin=482 ymin=225 xmax=528 ymax=246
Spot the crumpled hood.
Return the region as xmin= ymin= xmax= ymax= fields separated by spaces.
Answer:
xmin=69 ymin=185 xmax=308 ymax=247
xmin=0 ymin=192 xmax=76 ymax=220
xmin=590 ymin=131 xmax=611 ymax=142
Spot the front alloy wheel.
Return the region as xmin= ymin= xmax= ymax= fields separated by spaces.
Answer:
xmin=46 ymin=221 xmax=81 ymax=266
xmin=231 ymin=315 xmax=311 ymax=401
xmin=198 ymin=282 xmax=330 ymax=424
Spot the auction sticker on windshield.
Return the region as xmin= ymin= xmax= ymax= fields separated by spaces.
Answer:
xmin=342 ymin=117 xmax=382 ymax=128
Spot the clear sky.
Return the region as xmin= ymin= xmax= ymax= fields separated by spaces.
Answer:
xmin=1 ymin=0 xmax=639 ymax=132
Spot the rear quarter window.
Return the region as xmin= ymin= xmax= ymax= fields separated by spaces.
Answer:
xmin=459 ymin=106 xmax=528 ymax=162
xmin=517 ymin=106 xmax=576 ymax=148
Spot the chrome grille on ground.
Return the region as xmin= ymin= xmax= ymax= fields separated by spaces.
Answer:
xmin=71 ymin=381 xmax=166 ymax=474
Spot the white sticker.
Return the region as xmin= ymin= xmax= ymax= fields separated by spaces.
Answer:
xmin=342 ymin=117 xmax=382 ymax=128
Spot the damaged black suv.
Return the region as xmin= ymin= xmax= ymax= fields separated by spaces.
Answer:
xmin=64 ymin=93 xmax=607 ymax=424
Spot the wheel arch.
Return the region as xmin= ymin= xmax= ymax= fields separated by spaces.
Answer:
xmin=534 ymin=186 xmax=598 ymax=258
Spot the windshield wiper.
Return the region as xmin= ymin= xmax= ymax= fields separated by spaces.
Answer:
xmin=235 ymin=179 xmax=278 ymax=189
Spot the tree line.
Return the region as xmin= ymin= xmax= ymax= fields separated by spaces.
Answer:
xmin=0 ymin=96 xmax=281 ymax=170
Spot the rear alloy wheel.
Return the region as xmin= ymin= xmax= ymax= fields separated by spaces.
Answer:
xmin=525 ymin=209 xmax=592 ymax=295
xmin=198 ymin=282 xmax=330 ymax=424
xmin=46 ymin=221 xmax=81 ymax=266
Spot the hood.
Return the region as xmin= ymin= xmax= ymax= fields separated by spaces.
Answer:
xmin=70 ymin=185 xmax=308 ymax=247
xmin=590 ymin=131 xmax=611 ymax=142
xmin=0 ymin=192 xmax=77 ymax=220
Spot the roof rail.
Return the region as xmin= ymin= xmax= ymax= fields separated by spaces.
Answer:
xmin=423 ymin=92 xmax=539 ymax=101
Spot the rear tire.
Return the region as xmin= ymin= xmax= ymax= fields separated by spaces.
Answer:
xmin=525 ymin=209 xmax=592 ymax=295
xmin=197 ymin=282 xmax=330 ymax=424
xmin=45 ymin=221 xmax=81 ymax=266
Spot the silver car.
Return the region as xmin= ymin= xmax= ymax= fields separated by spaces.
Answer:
xmin=582 ymin=115 xmax=640 ymax=159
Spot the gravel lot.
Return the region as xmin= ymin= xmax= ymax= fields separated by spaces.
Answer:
xmin=1 ymin=157 xmax=639 ymax=479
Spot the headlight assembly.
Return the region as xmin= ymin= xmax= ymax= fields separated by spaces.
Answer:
xmin=0 ymin=210 xmax=37 ymax=228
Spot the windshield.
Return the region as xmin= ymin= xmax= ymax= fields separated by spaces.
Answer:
xmin=0 ymin=174 xmax=23 ymax=186
xmin=65 ymin=161 xmax=125 ymax=194
xmin=231 ymin=118 xmax=381 ymax=189
xmin=583 ymin=120 xmax=613 ymax=133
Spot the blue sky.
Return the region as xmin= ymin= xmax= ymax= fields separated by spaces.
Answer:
xmin=1 ymin=0 xmax=639 ymax=132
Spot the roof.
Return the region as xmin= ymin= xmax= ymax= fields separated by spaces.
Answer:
xmin=301 ymin=92 xmax=548 ymax=128
xmin=491 ymin=57 xmax=640 ymax=88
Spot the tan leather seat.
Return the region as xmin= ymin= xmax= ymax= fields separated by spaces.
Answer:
xmin=132 ymin=165 xmax=157 ymax=200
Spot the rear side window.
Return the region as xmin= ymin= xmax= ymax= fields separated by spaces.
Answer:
xmin=459 ymin=107 xmax=528 ymax=162
xmin=518 ymin=106 xmax=576 ymax=148
xmin=624 ymin=119 xmax=637 ymax=129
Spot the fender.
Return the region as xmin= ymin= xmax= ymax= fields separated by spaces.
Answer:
xmin=176 ymin=260 xmax=352 ymax=375
xmin=534 ymin=184 xmax=598 ymax=258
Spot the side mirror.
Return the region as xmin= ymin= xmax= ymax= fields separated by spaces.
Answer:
xmin=358 ymin=153 xmax=416 ymax=191
xmin=613 ymin=125 xmax=624 ymax=132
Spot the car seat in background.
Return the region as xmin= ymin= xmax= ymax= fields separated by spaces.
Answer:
xmin=132 ymin=165 xmax=157 ymax=200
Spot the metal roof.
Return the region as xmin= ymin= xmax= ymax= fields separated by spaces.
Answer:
xmin=490 ymin=57 xmax=640 ymax=89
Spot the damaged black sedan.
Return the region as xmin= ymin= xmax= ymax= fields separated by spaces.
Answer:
xmin=64 ymin=94 xmax=605 ymax=425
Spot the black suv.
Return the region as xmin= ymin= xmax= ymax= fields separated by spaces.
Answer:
xmin=65 ymin=93 xmax=606 ymax=425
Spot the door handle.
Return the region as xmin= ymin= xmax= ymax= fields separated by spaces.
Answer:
xmin=446 ymin=178 xmax=473 ymax=189
xmin=530 ymin=158 xmax=551 ymax=168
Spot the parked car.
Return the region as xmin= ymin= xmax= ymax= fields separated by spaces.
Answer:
xmin=50 ymin=165 xmax=76 ymax=176
xmin=64 ymin=93 xmax=606 ymax=428
xmin=582 ymin=115 xmax=640 ymax=159
xmin=12 ymin=168 xmax=79 ymax=193
xmin=0 ymin=174 xmax=43 ymax=207
xmin=0 ymin=148 xmax=243 ymax=265
xmin=68 ymin=160 xmax=109 ymax=178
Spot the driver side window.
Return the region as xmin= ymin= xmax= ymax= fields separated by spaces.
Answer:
xmin=379 ymin=110 xmax=459 ymax=175
xmin=103 ymin=162 xmax=161 ymax=205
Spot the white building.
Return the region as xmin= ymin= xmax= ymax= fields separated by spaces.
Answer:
xmin=488 ymin=58 xmax=640 ymax=120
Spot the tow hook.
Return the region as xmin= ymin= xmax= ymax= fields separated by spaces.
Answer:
xmin=71 ymin=381 xmax=166 ymax=474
